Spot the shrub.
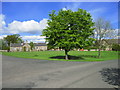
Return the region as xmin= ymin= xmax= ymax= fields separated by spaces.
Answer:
xmin=90 ymin=47 xmax=98 ymax=49
xmin=84 ymin=46 xmax=98 ymax=51
xmin=23 ymin=47 xmax=26 ymax=52
xmin=5 ymin=46 xmax=10 ymax=52
xmin=112 ymin=44 xmax=120 ymax=51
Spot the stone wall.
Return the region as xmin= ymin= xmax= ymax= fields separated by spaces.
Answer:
xmin=34 ymin=46 xmax=47 ymax=51
xmin=10 ymin=47 xmax=23 ymax=52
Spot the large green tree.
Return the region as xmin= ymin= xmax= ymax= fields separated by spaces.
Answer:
xmin=43 ymin=9 xmax=95 ymax=60
xmin=4 ymin=34 xmax=23 ymax=52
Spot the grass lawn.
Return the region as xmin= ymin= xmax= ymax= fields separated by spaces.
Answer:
xmin=2 ymin=51 xmax=118 ymax=62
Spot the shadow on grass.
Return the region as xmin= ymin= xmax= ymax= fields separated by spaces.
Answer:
xmin=80 ymin=55 xmax=98 ymax=58
xmin=50 ymin=55 xmax=84 ymax=60
xmin=34 ymin=54 xmax=39 ymax=57
xmin=99 ymin=68 xmax=120 ymax=86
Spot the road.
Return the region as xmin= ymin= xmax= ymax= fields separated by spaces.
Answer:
xmin=2 ymin=55 xmax=118 ymax=88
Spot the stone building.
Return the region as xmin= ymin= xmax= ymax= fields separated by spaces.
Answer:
xmin=10 ymin=42 xmax=47 ymax=52
xmin=33 ymin=43 xmax=47 ymax=51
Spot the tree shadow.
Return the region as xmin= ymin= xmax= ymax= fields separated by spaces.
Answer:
xmin=99 ymin=68 xmax=120 ymax=86
xmin=80 ymin=55 xmax=98 ymax=58
xmin=50 ymin=55 xmax=84 ymax=60
xmin=34 ymin=54 xmax=39 ymax=57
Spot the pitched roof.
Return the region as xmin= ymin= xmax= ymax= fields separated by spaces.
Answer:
xmin=11 ymin=43 xmax=47 ymax=47
xmin=11 ymin=43 xmax=23 ymax=47
xmin=102 ymin=39 xmax=119 ymax=44
xmin=34 ymin=43 xmax=47 ymax=46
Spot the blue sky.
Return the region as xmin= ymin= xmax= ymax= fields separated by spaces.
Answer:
xmin=0 ymin=2 xmax=118 ymax=42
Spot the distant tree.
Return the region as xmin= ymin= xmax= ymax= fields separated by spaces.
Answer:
xmin=112 ymin=44 xmax=120 ymax=51
xmin=105 ymin=29 xmax=118 ymax=39
xmin=29 ymin=42 xmax=35 ymax=50
xmin=42 ymin=8 xmax=95 ymax=60
xmin=0 ymin=39 xmax=8 ymax=50
xmin=4 ymin=34 xmax=23 ymax=52
xmin=94 ymin=18 xmax=112 ymax=58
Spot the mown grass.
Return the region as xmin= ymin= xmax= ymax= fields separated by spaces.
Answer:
xmin=2 ymin=51 xmax=118 ymax=62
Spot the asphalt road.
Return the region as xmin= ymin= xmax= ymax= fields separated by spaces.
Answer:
xmin=2 ymin=55 xmax=118 ymax=88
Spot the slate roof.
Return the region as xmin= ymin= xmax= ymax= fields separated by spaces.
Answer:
xmin=102 ymin=39 xmax=119 ymax=44
xmin=11 ymin=43 xmax=23 ymax=47
xmin=34 ymin=43 xmax=47 ymax=46
xmin=11 ymin=43 xmax=47 ymax=47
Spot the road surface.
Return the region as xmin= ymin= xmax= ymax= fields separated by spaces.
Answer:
xmin=2 ymin=55 xmax=118 ymax=88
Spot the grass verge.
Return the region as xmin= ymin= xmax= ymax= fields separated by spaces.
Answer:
xmin=2 ymin=51 xmax=118 ymax=62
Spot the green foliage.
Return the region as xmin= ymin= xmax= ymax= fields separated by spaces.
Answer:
xmin=87 ymin=47 xmax=91 ymax=51
xmin=4 ymin=34 xmax=23 ymax=51
xmin=29 ymin=42 xmax=35 ymax=50
xmin=4 ymin=34 xmax=22 ymax=46
xmin=90 ymin=47 xmax=98 ymax=49
xmin=0 ymin=39 xmax=9 ymax=50
xmin=23 ymin=47 xmax=26 ymax=52
xmin=101 ymin=45 xmax=106 ymax=51
xmin=42 ymin=8 xmax=95 ymax=59
xmin=112 ymin=44 xmax=120 ymax=51
xmin=84 ymin=46 xmax=98 ymax=51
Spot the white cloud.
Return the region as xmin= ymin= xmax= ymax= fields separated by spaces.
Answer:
xmin=62 ymin=8 xmax=67 ymax=11
xmin=0 ymin=35 xmax=46 ymax=43
xmin=0 ymin=14 xmax=48 ymax=43
xmin=88 ymin=8 xmax=106 ymax=20
xmin=29 ymin=39 xmax=46 ymax=43
xmin=0 ymin=35 xmax=7 ymax=39
xmin=22 ymin=35 xmax=46 ymax=40
xmin=7 ymin=19 xmax=48 ymax=34
xmin=0 ymin=14 xmax=48 ymax=34
xmin=94 ymin=29 xmax=119 ymax=39
xmin=88 ymin=8 xmax=105 ymax=14
xmin=63 ymin=2 xmax=81 ymax=11
xmin=22 ymin=35 xmax=46 ymax=43
xmin=69 ymin=3 xmax=81 ymax=11
xmin=0 ymin=14 xmax=6 ymax=34
xmin=0 ymin=14 xmax=6 ymax=26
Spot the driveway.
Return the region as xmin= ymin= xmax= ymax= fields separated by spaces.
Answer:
xmin=2 ymin=55 xmax=118 ymax=88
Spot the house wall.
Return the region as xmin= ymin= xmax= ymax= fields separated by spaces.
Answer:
xmin=10 ymin=47 xmax=22 ymax=52
xmin=0 ymin=50 xmax=7 ymax=52
xmin=10 ymin=46 xmax=47 ymax=52
xmin=34 ymin=46 xmax=47 ymax=51
xmin=22 ymin=46 xmax=31 ymax=52
xmin=22 ymin=43 xmax=31 ymax=52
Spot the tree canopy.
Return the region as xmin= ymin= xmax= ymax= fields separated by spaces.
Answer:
xmin=4 ymin=34 xmax=23 ymax=51
xmin=0 ymin=39 xmax=8 ymax=50
xmin=42 ymin=8 xmax=95 ymax=60
xmin=29 ymin=42 xmax=35 ymax=50
xmin=94 ymin=17 xmax=112 ymax=57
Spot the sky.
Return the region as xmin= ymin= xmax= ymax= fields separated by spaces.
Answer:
xmin=0 ymin=2 xmax=118 ymax=43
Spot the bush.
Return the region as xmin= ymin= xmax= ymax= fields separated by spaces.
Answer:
xmin=101 ymin=45 xmax=106 ymax=51
xmin=23 ymin=47 xmax=26 ymax=52
xmin=4 ymin=46 xmax=10 ymax=52
xmin=84 ymin=46 xmax=98 ymax=51
xmin=112 ymin=44 xmax=120 ymax=51
xmin=90 ymin=47 xmax=98 ymax=49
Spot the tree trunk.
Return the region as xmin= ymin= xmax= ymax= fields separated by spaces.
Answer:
xmin=7 ymin=42 xmax=10 ymax=52
xmin=98 ymin=39 xmax=101 ymax=58
xmin=98 ymin=48 xmax=101 ymax=58
xmin=65 ymin=49 xmax=69 ymax=60
xmin=98 ymin=46 xmax=101 ymax=58
xmin=7 ymin=49 xmax=10 ymax=52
